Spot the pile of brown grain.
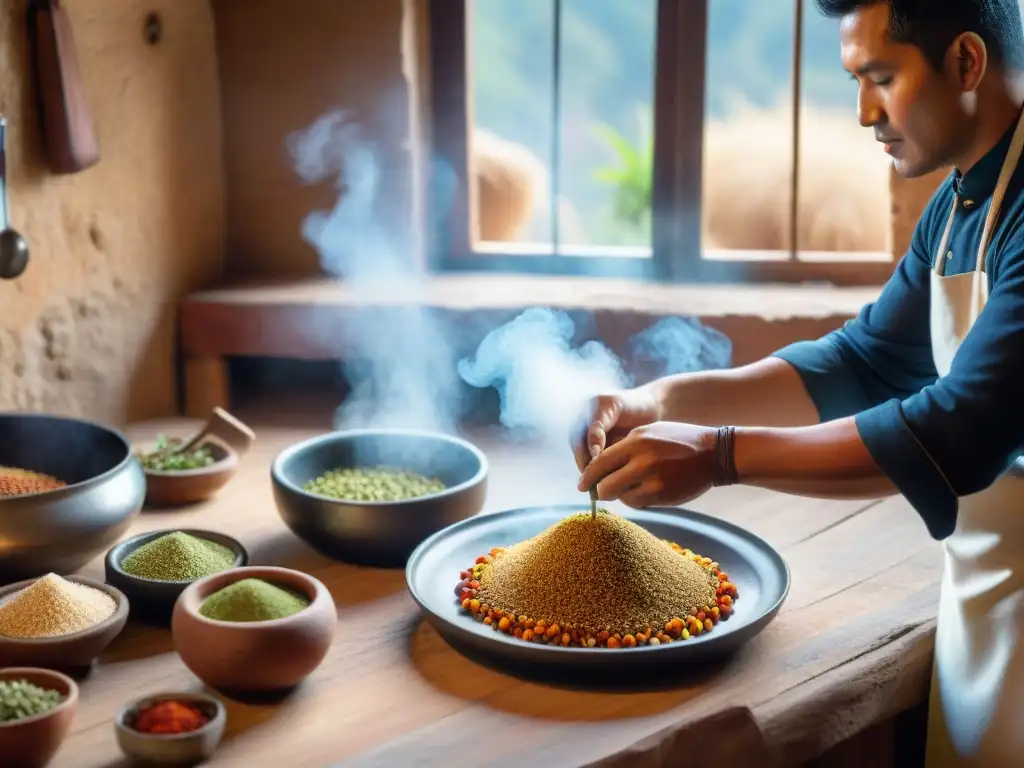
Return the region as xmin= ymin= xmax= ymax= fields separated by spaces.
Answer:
xmin=477 ymin=509 xmax=718 ymax=636
xmin=0 ymin=573 xmax=116 ymax=638
xmin=0 ymin=466 xmax=66 ymax=498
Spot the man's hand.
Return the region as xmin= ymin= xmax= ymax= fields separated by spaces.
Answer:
xmin=571 ymin=388 xmax=663 ymax=472
xmin=577 ymin=422 xmax=718 ymax=508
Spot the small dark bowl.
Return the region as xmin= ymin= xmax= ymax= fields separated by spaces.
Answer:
xmin=271 ymin=428 xmax=488 ymax=567
xmin=105 ymin=529 xmax=248 ymax=625
xmin=115 ymin=690 xmax=226 ymax=765
xmin=0 ymin=667 xmax=78 ymax=768
xmin=138 ymin=438 xmax=243 ymax=508
xmin=0 ymin=413 xmax=146 ymax=583
xmin=0 ymin=576 xmax=129 ymax=670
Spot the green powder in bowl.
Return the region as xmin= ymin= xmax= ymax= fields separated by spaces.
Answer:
xmin=120 ymin=532 xmax=237 ymax=582
xmin=199 ymin=578 xmax=310 ymax=622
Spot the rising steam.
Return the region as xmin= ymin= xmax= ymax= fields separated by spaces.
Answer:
xmin=287 ymin=110 xmax=461 ymax=433
xmin=457 ymin=308 xmax=628 ymax=446
xmin=288 ymin=109 xmax=733 ymax=446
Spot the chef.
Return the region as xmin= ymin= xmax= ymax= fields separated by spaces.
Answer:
xmin=574 ymin=2 xmax=1024 ymax=766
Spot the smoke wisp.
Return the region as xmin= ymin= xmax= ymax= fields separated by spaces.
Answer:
xmin=288 ymin=109 xmax=734 ymax=448
xmin=457 ymin=308 xmax=628 ymax=447
xmin=288 ymin=109 xmax=461 ymax=433
xmin=630 ymin=317 xmax=732 ymax=377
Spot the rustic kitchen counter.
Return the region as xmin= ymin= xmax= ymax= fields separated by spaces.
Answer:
xmin=53 ymin=416 xmax=943 ymax=767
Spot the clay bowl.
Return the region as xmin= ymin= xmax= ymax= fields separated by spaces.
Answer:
xmin=0 ymin=667 xmax=78 ymax=768
xmin=0 ymin=576 xmax=128 ymax=670
xmin=171 ymin=566 xmax=337 ymax=695
xmin=271 ymin=428 xmax=488 ymax=567
xmin=138 ymin=438 xmax=242 ymax=508
xmin=0 ymin=412 xmax=146 ymax=583
xmin=105 ymin=529 xmax=248 ymax=626
xmin=114 ymin=690 xmax=226 ymax=765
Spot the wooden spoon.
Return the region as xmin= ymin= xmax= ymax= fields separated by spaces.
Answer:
xmin=159 ymin=408 xmax=256 ymax=459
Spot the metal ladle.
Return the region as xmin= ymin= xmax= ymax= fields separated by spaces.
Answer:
xmin=0 ymin=118 xmax=30 ymax=280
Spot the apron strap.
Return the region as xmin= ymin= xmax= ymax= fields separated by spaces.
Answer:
xmin=976 ymin=107 xmax=1024 ymax=274
xmin=934 ymin=197 xmax=958 ymax=277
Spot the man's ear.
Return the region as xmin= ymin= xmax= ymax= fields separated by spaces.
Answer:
xmin=952 ymin=31 xmax=988 ymax=92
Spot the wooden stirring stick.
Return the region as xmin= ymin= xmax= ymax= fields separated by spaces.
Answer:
xmin=588 ymin=444 xmax=600 ymax=520
xmin=162 ymin=407 xmax=256 ymax=458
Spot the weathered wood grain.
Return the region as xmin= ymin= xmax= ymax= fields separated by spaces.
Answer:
xmin=49 ymin=419 xmax=941 ymax=767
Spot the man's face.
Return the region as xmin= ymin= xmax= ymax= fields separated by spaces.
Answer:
xmin=840 ymin=3 xmax=973 ymax=177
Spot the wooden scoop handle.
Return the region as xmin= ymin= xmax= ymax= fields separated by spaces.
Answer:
xmin=177 ymin=408 xmax=256 ymax=458
xmin=27 ymin=0 xmax=100 ymax=174
xmin=205 ymin=407 xmax=257 ymax=455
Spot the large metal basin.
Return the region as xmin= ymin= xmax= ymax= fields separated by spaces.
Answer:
xmin=0 ymin=413 xmax=146 ymax=583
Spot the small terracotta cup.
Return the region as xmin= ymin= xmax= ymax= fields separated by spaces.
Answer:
xmin=0 ymin=668 xmax=78 ymax=768
xmin=0 ymin=576 xmax=129 ymax=670
xmin=140 ymin=439 xmax=242 ymax=507
xmin=171 ymin=566 xmax=336 ymax=693
xmin=115 ymin=690 xmax=226 ymax=765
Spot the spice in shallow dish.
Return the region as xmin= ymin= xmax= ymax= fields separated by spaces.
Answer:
xmin=138 ymin=435 xmax=216 ymax=472
xmin=0 ymin=465 xmax=66 ymax=498
xmin=131 ymin=699 xmax=210 ymax=735
xmin=199 ymin=578 xmax=310 ymax=622
xmin=0 ymin=573 xmax=116 ymax=639
xmin=454 ymin=509 xmax=739 ymax=648
xmin=304 ymin=466 xmax=445 ymax=502
xmin=120 ymin=531 xmax=236 ymax=582
xmin=0 ymin=679 xmax=64 ymax=723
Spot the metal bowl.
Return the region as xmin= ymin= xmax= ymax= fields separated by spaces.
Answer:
xmin=0 ymin=413 xmax=146 ymax=584
xmin=271 ymin=428 xmax=488 ymax=567
xmin=407 ymin=505 xmax=791 ymax=682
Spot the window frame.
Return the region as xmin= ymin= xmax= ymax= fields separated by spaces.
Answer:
xmin=427 ymin=0 xmax=896 ymax=287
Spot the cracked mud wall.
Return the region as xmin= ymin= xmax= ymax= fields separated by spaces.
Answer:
xmin=0 ymin=0 xmax=225 ymax=425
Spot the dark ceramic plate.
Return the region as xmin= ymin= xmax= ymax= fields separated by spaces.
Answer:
xmin=406 ymin=505 xmax=790 ymax=678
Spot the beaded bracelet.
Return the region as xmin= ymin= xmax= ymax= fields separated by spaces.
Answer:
xmin=712 ymin=426 xmax=739 ymax=487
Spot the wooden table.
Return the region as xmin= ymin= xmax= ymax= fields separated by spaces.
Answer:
xmin=53 ymin=416 xmax=944 ymax=767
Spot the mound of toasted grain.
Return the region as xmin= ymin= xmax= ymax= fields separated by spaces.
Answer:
xmin=477 ymin=509 xmax=718 ymax=636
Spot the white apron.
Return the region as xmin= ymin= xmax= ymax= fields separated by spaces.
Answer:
xmin=924 ymin=108 xmax=1024 ymax=768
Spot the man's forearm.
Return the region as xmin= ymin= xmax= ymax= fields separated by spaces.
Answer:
xmin=733 ymin=416 xmax=897 ymax=499
xmin=641 ymin=357 xmax=821 ymax=428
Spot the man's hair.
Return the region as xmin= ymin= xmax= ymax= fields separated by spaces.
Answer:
xmin=814 ymin=0 xmax=1024 ymax=70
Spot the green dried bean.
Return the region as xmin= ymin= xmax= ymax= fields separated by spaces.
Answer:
xmin=303 ymin=466 xmax=446 ymax=501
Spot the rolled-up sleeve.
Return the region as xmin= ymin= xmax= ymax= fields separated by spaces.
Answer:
xmin=772 ymin=196 xmax=973 ymax=536
xmin=855 ymin=239 xmax=1024 ymax=538
xmin=773 ymin=215 xmax=939 ymax=422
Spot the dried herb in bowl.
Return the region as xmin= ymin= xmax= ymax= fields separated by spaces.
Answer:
xmin=138 ymin=435 xmax=216 ymax=472
xmin=120 ymin=532 xmax=236 ymax=582
xmin=0 ymin=680 xmax=64 ymax=723
xmin=199 ymin=578 xmax=310 ymax=622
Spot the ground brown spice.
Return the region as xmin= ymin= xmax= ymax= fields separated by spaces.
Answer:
xmin=0 ymin=466 xmax=66 ymax=498
xmin=470 ymin=509 xmax=723 ymax=639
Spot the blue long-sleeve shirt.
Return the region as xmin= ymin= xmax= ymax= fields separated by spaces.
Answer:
xmin=773 ymin=119 xmax=1024 ymax=540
